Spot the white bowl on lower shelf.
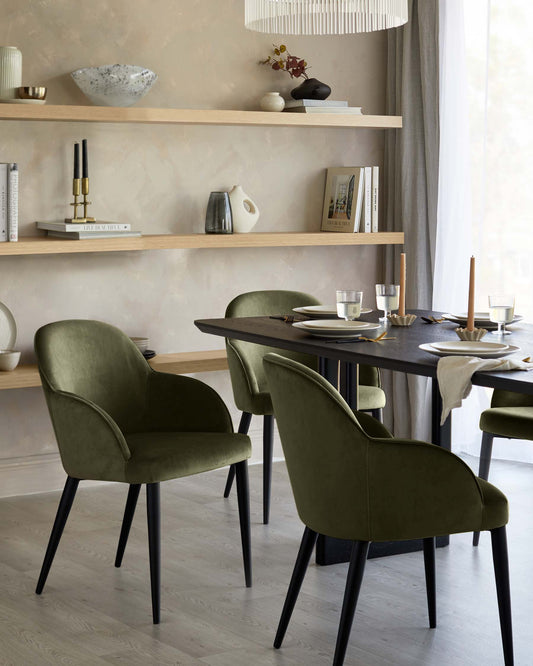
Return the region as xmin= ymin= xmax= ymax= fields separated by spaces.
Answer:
xmin=0 ymin=350 xmax=21 ymax=371
xmin=130 ymin=337 xmax=149 ymax=353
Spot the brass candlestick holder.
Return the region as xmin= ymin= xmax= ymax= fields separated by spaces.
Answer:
xmin=65 ymin=177 xmax=95 ymax=223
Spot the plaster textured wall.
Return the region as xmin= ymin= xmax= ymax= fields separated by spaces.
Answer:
xmin=0 ymin=1 xmax=387 ymax=492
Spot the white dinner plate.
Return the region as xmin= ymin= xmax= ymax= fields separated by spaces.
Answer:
xmin=430 ymin=340 xmax=509 ymax=353
xmin=0 ymin=301 xmax=16 ymax=349
xmin=293 ymin=305 xmax=372 ymax=318
xmin=293 ymin=320 xmax=380 ymax=338
xmin=419 ymin=342 xmax=520 ymax=358
xmin=443 ymin=312 xmax=523 ymax=325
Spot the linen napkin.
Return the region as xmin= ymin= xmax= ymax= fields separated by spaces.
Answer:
xmin=437 ymin=355 xmax=533 ymax=424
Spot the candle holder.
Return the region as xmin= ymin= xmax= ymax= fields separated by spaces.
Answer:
xmin=455 ymin=327 xmax=487 ymax=341
xmin=65 ymin=176 xmax=95 ymax=223
xmin=388 ymin=313 xmax=417 ymax=327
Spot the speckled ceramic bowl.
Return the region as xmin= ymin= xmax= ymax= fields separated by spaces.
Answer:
xmin=71 ymin=64 xmax=157 ymax=107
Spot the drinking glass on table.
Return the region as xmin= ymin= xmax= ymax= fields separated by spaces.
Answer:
xmin=375 ymin=284 xmax=400 ymax=321
xmin=336 ymin=290 xmax=363 ymax=321
xmin=489 ymin=294 xmax=515 ymax=336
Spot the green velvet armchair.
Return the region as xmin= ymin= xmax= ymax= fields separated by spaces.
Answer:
xmin=34 ymin=319 xmax=252 ymax=624
xmin=473 ymin=387 xmax=533 ymax=545
xmin=263 ymin=353 xmax=513 ymax=666
xmin=223 ymin=290 xmax=386 ymax=524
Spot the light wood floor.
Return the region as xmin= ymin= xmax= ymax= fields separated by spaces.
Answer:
xmin=1 ymin=456 xmax=532 ymax=665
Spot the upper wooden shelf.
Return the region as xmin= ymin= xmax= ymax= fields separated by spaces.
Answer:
xmin=0 ymin=232 xmax=404 ymax=256
xmin=0 ymin=104 xmax=402 ymax=129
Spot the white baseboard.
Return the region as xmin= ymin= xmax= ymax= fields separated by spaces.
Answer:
xmin=0 ymin=452 xmax=67 ymax=498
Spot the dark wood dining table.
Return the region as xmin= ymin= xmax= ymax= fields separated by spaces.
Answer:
xmin=195 ymin=309 xmax=533 ymax=564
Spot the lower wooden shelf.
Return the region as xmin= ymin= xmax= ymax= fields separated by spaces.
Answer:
xmin=0 ymin=349 xmax=228 ymax=390
xmin=0 ymin=232 xmax=404 ymax=255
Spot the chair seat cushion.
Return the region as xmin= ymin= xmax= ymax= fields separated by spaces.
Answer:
xmin=124 ymin=432 xmax=251 ymax=484
xmin=478 ymin=478 xmax=509 ymax=532
xmin=480 ymin=406 xmax=533 ymax=440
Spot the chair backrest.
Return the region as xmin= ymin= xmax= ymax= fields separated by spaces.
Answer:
xmin=35 ymin=320 xmax=151 ymax=433
xmin=491 ymin=389 xmax=533 ymax=408
xmin=225 ymin=290 xmax=321 ymax=407
xmin=263 ymin=352 xmax=372 ymax=538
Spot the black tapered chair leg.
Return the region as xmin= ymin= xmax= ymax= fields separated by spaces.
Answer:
xmin=491 ymin=526 xmax=514 ymax=666
xmin=263 ymin=414 xmax=274 ymax=524
xmin=235 ymin=460 xmax=252 ymax=587
xmin=115 ymin=483 xmax=141 ymax=567
xmin=274 ymin=527 xmax=318 ymax=649
xmin=333 ymin=540 xmax=370 ymax=666
xmin=423 ymin=537 xmax=437 ymax=628
xmin=36 ymin=476 xmax=79 ymax=595
xmin=223 ymin=412 xmax=252 ymax=498
xmin=371 ymin=407 xmax=383 ymax=423
xmin=146 ymin=482 xmax=161 ymax=624
xmin=473 ymin=432 xmax=495 ymax=546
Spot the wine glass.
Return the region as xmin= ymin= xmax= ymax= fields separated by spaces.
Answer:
xmin=375 ymin=284 xmax=399 ymax=321
xmin=488 ymin=294 xmax=515 ymax=336
xmin=336 ymin=290 xmax=363 ymax=321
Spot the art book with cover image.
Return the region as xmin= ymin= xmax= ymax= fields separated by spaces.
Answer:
xmin=321 ymin=166 xmax=379 ymax=233
xmin=321 ymin=167 xmax=364 ymax=232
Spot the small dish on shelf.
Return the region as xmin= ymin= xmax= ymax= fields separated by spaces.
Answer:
xmin=0 ymin=350 xmax=21 ymax=371
xmin=0 ymin=98 xmax=46 ymax=105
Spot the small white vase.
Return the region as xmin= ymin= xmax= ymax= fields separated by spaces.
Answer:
xmin=0 ymin=46 xmax=22 ymax=99
xmin=228 ymin=185 xmax=260 ymax=233
xmin=260 ymin=92 xmax=285 ymax=112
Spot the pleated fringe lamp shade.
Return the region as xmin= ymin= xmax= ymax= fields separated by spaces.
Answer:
xmin=244 ymin=0 xmax=408 ymax=34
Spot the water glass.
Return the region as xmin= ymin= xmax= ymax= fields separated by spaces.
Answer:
xmin=488 ymin=294 xmax=515 ymax=336
xmin=336 ymin=290 xmax=363 ymax=321
xmin=375 ymin=284 xmax=400 ymax=321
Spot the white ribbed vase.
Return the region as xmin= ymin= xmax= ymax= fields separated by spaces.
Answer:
xmin=0 ymin=47 xmax=22 ymax=99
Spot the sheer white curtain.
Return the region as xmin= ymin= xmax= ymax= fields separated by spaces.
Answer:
xmin=436 ymin=0 xmax=533 ymax=462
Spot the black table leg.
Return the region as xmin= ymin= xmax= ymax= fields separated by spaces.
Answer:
xmin=316 ymin=366 xmax=450 ymax=565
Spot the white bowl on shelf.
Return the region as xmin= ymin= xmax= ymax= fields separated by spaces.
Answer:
xmin=0 ymin=350 xmax=21 ymax=371
xmin=130 ymin=337 xmax=149 ymax=352
xmin=71 ymin=64 xmax=157 ymax=107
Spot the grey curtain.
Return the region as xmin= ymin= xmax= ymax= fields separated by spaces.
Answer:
xmin=382 ymin=0 xmax=440 ymax=439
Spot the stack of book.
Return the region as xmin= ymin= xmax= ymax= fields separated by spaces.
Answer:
xmin=36 ymin=221 xmax=141 ymax=240
xmin=284 ymin=99 xmax=362 ymax=114
xmin=321 ymin=166 xmax=379 ymax=233
xmin=0 ymin=163 xmax=18 ymax=242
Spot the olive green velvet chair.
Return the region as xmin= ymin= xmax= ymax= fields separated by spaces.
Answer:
xmin=473 ymin=388 xmax=533 ymax=546
xmin=34 ymin=320 xmax=252 ymax=624
xmin=263 ymin=353 xmax=513 ymax=666
xmin=223 ymin=290 xmax=386 ymax=525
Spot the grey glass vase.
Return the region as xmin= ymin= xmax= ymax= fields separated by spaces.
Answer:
xmin=205 ymin=192 xmax=233 ymax=234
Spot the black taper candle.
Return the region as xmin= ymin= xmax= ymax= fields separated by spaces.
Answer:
xmin=82 ymin=139 xmax=88 ymax=178
xmin=73 ymin=142 xmax=80 ymax=179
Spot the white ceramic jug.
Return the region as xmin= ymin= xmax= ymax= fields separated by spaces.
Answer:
xmin=228 ymin=185 xmax=260 ymax=233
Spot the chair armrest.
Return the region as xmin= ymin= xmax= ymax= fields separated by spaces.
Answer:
xmin=46 ymin=389 xmax=131 ymax=480
xmin=352 ymin=411 xmax=393 ymax=438
xmin=367 ymin=438 xmax=484 ymax=541
xmin=145 ymin=370 xmax=234 ymax=433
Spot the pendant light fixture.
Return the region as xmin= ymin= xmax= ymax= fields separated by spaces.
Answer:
xmin=244 ymin=0 xmax=408 ymax=35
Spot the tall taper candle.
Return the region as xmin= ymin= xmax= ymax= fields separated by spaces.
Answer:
xmin=399 ymin=252 xmax=406 ymax=316
xmin=73 ymin=142 xmax=80 ymax=179
xmin=467 ymin=256 xmax=475 ymax=331
xmin=82 ymin=139 xmax=88 ymax=178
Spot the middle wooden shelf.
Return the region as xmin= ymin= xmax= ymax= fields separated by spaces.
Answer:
xmin=0 ymin=231 xmax=404 ymax=256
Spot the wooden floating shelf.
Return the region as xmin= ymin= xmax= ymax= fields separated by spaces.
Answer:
xmin=0 ymin=104 xmax=402 ymax=129
xmin=0 ymin=350 xmax=228 ymax=391
xmin=0 ymin=232 xmax=404 ymax=256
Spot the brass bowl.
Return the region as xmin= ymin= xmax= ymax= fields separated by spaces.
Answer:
xmin=17 ymin=86 xmax=47 ymax=100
